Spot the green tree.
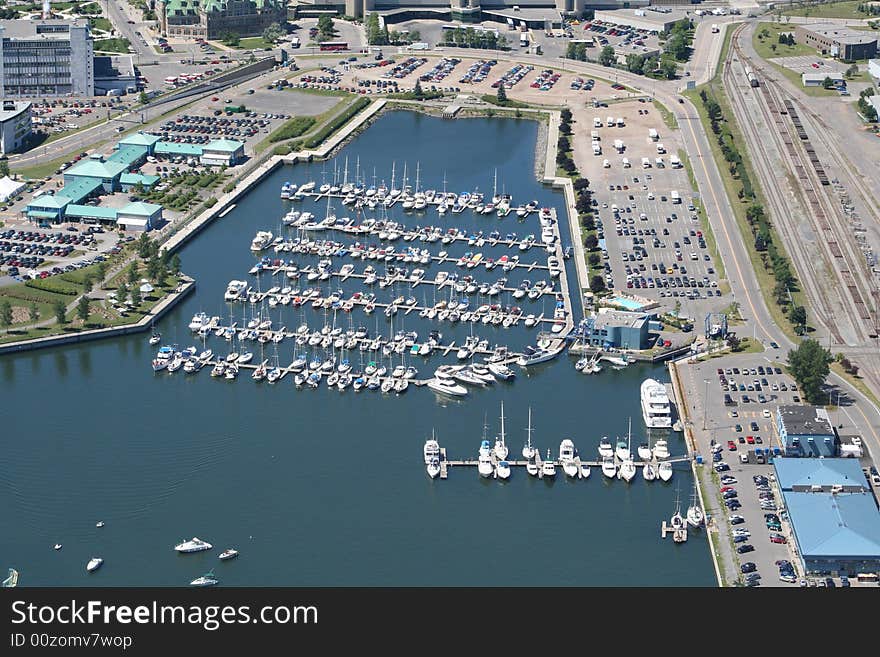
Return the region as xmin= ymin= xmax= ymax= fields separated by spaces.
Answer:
xmin=54 ymin=299 xmax=67 ymax=325
xmin=584 ymin=233 xmax=599 ymax=251
xmin=127 ymin=262 xmax=139 ymax=286
xmin=0 ymin=158 xmax=9 ymax=178
xmin=221 ymin=32 xmax=240 ymax=47
xmin=29 ymin=302 xmax=39 ymax=323
xmin=598 ymin=45 xmax=616 ymax=67
xmin=82 ymin=274 xmax=93 ymax=293
xmin=117 ymin=282 xmax=128 ymax=304
xmin=625 ymin=54 xmax=645 ymax=75
xmin=76 ymin=295 xmax=90 ymax=323
xmin=414 ymin=78 xmax=424 ymax=100
xmin=262 ymin=22 xmax=284 ymax=45
xmin=590 ymin=274 xmax=606 ymax=293
xmin=787 ymin=338 xmax=833 ymax=404
xmin=0 ymin=299 xmax=11 ymax=331
xmin=131 ymin=287 xmax=142 ymax=307
xmin=317 ymin=15 xmax=334 ymax=39
xmin=658 ymin=59 xmax=678 ymax=80
xmin=497 ymin=82 xmax=507 ymax=104
xmin=822 ymin=76 xmax=835 ymax=89
xmin=146 ymin=256 xmax=162 ymax=282
xmin=588 ymin=252 xmax=600 ymax=267
xmin=136 ymin=232 xmax=152 ymax=258
xmin=789 ymin=305 xmax=807 ymax=330
xmin=96 ymin=261 xmax=107 ymax=286
xmin=139 ymin=91 xmax=148 ymax=105
xmin=170 ymin=253 xmax=181 ymax=277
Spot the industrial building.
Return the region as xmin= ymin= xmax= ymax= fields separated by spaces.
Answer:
xmin=158 ymin=0 xmax=288 ymax=39
xmin=801 ymin=72 xmax=845 ymax=87
xmin=0 ymin=100 xmax=32 ymax=155
xmin=776 ymin=405 xmax=838 ymax=457
xmin=870 ymin=58 xmax=880 ymax=81
xmin=782 ymin=490 xmax=880 ymax=575
xmin=0 ymin=19 xmax=94 ymax=98
xmin=93 ymin=56 xmax=138 ymax=96
xmin=795 ymin=23 xmax=878 ymax=62
xmin=773 ymin=458 xmax=868 ymax=493
xmin=592 ymin=7 xmax=688 ymax=34
xmin=581 ymin=307 xmax=652 ymax=350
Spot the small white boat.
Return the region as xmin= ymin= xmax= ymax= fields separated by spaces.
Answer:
xmin=541 ymin=449 xmax=556 ymax=478
xmin=522 ymin=408 xmax=537 ymax=460
xmin=175 ymin=537 xmax=213 ymax=553
xmin=637 ymin=442 xmax=653 ymax=461
xmin=493 ymin=402 xmax=509 ymax=460
xmin=219 ymin=549 xmax=239 ymax=561
xmin=53 ymin=544 xmax=62 ymax=551
xmin=559 ymin=438 xmax=578 ymax=478
xmin=95 ymin=521 xmax=105 ymax=528
xmin=642 ymin=462 xmax=657 ymax=482
xmin=653 ymin=439 xmax=670 ymax=460
xmin=618 ymin=458 xmax=636 ymax=483
xmin=579 ymin=462 xmax=591 ymax=479
xmin=86 ymin=558 xmax=103 ymax=573
xmin=686 ymin=484 xmax=704 ymax=527
xmin=496 ymin=460 xmax=511 ymax=480
xmin=478 ymin=439 xmax=494 ymax=478
xmin=658 ymin=461 xmax=673 ymax=482
xmin=601 ymin=455 xmax=617 ymax=479
xmin=598 ymin=436 xmax=614 ymax=459
xmin=190 ymin=570 xmax=219 ymax=587
xmin=426 ymin=458 xmax=441 ymax=479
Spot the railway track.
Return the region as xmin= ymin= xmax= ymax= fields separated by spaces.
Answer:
xmin=721 ymin=25 xmax=849 ymax=344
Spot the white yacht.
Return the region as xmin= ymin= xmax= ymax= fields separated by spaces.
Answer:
xmin=250 ymin=231 xmax=273 ymax=251
xmin=496 ymin=460 xmax=511 ymax=480
xmin=190 ymin=571 xmax=219 ymax=587
xmin=541 ymin=448 xmax=556 ymax=478
xmin=174 ymin=537 xmax=213 ymax=553
xmin=615 ymin=437 xmax=631 ymax=462
xmin=224 ymin=280 xmax=248 ymax=302
xmin=86 ymin=558 xmax=103 ymax=573
xmin=601 ymin=455 xmax=617 ymax=479
xmin=618 ymin=457 xmax=636 ymax=482
xmin=219 ymin=549 xmax=239 ymax=561
xmin=478 ymin=439 xmax=495 ymax=478
xmin=424 ymin=433 xmax=440 ymax=465
xmin=637 ymin=441 xmax=653 ymax=461
xmin=427 ymin=372 xmax=468 ymax=397
xmin=516 ymin=345 xmax=557 ymax=367
xmin=188 ymin=312 xmax=208 ymax=332
xmin=641 ymin=378 xmax=672 ymax=429
xmin=653 ymin=438 xmax=670 ymax=460
xmin=559 ymin=439 xmax=578 ymax=478
xmin=488 ymin=362 xmax=516 ymax=380
xmin=658 ymin=461 xmax=673 ymax=482
xmin=598 ymin=436 xmax=614 ymax=459
xmin=687 ymin=484 xmax=704 ymax=528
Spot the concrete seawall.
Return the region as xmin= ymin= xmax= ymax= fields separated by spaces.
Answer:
xmin=0 ymin=277 xmax=196 ymax=355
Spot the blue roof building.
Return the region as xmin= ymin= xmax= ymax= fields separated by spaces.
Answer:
xmin=63 ymin=159 xmax=129 ymax=193
xmin=776 ymin=405 xmax=838 ymax=457
xmin=582 ymin=308 xmax=652 ymax=350
xmin=119 ymin=172 xmax=160 ymax=191
xmin=773 ymin=458 xmax=868 ymax=493
xmin=783 ymin=491 xmax=880 ymax=575
xmin=201 ymin=138 xmax=244 ymax=166
xmin=117 ymin=132 xmax=162 ymax=153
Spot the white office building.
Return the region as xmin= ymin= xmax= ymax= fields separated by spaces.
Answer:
xmin=0 ymin=20 xmax=94 ymax=98
xmin=0 ymin=100 xmax=32 ymax=155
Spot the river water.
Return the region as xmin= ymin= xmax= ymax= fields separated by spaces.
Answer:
xmin=1 ymin=111 xmax=714 ymax=586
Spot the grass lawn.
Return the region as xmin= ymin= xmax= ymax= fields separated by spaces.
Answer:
xmin=734 ymin=337 xmax=765 ymax=354
xmin=830 ymin=362 xmax=880 ymax=409
xmin=753 ymin=23 xmax=815 ymax=60
xmin=653 ymin=99 xmax=678 ymax=130
xmin=782 ymin=0 xmax=872 ymax=19
xmin=94 ymin=38 xmax=132 ymax=54
xmin=235 ymin=37 xmax=275 ymax=50
xmin=88 ymin=17 xmax=112 ymax=33
xmin=772 ymin=63 xmax=839 ymax=97
xmin=683 ymin=29 xmax=807 ymax=342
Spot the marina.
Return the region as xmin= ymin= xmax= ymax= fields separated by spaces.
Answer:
xmin=1 ymin=112 xmax=714 ymax=586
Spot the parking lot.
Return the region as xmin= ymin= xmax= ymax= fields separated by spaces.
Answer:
xmin=0 ymin=226 xmax=117 ymax=285
xmin=572 ymin=98 xmax=726 ymax=315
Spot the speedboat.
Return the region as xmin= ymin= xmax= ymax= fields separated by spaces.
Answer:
xmin=541 ymin=449 xmax=556 ymax=478
xmin=579 ymin=462 xmax=591 ymax=479
xmin=658 ymin=461 xmax=673 ymax=482
xmin=496 ymin=460 xmax=511 ymax=480
xmin=601 ymin=456 xmax=617 ymax=478
xmin=149 ymin=333 xmax=161 ymax=345
xmin=478 ymin=439 xmax=494 ymax=478
xmin=174 ymin=537 xmax=213 ymax=553
xmin=219 ymin=549 xmax=239 ymax=561
xmin=190 ymin=570 xmax=219 ymax=587
xmin=426 ymin=458 xmax=441 ymax=479
xmin=598 ymin=436 xmax=614 ymax=459
xmin=615 ymin=437 xmax=631 ymax=462
xmin=637 ymin=442 xmax=653 ymax=461
xmin=488 ymin=362 xmax=516 ymax=380
xmin=427 ymin=372 xmax=468 ymax=397
xmin=86 ymin=558 xmax=103 ymax=573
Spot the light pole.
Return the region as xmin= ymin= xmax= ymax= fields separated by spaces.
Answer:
xmin=702 ymin=378 xmax=709 ymax=431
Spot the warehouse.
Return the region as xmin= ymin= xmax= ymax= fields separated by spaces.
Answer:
xmin=200 ymin=138 xmax=245 ymax=166
xmin=795 ymin=23 xmax=877 ymax=61
xmin=116 ymin=202 xmax=163 ymax=232
xmin=582 ymin=308 xmax=652 ymax=350
xmin=592 ymin=8 xmax=688 ymax=34
xmin=773 ymin=458 xmax=868 ymax=493
xmin=783 ymin=491 xmax=880 ymax=575
xmin=776 ymin=404 xmax=838 ymax=457
xmin=801 ymin=72 xmax=845 ymax=87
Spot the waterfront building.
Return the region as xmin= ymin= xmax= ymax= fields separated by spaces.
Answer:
xmin=158 ymin=0 xmax=288 ymax=40
xmin=0 ymin=20 xmax=94 ymax=98
xmin=583 ymin=308 xmax=652 ymax=350
xmin=782 ymin=491 xmax=880 ymax=576
xmin=0 ymin=100 xmax=32 ymax=155
xmin=200 ymin=138 xmax=245 ymax=166
xmin=869 ymin=58 xmax=880 ymax=82
xmin=116 ymin=201 xmax=163 ymax=232
xmin=776 ymin=405 xmax=838 ymax=457
xmin=795 ymin=23 xmax=877 ymax=61
xmin=118 ymin=132 xmax=163 ymax=154
xmin=773 ymin=458 xmax=868 ymax=494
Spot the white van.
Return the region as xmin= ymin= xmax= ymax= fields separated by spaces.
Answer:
xmin=641 ymin=157 xmax=651 ymax=168
xmin=622 ymin=158 xmax=630 ymax=168
xmin=655 ymin=157 xmax=665 ymax=168
xmin=593 ymin=117 xmax=602 ymax=128
xmin=602 ymin=159 xmax=610 ymax=168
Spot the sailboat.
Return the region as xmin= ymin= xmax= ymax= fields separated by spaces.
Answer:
xmin=686 ymin=483 xmax=704 ymax=527
xmin=642 ymin=461 xmax=657 ymax=482
xmin=670 ymin=489 xmax=686 ymax=530
xmin=615 ymin=421 xmax=632 ymax=461
xmin=493 ymin=402 xmax=509 ymax=460
xmin=524 ymin=409 xmax=539 ymax=476
xmin=618 ymin=419 xmax=636 ymax=482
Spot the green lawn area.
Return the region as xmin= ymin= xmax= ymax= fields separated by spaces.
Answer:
xmin=235 ymin=37 xmax=276 ymax=50
xmin=734 ymin=337 xmax=765 ymax=354
xmin=782 ymin=0 xmax=872 ymax=19
xmin=753 ymin=23 xmax=816 ymax=59
xmin=771 ymin=62 xmax=840 ymax=97
xmin=682 ymin=26 xmax=807 ymax=342
xmin=94 ymin=38 xmax=132 ymax=54
xmin=677 ymin=148 xmax=726 ymax=280
xmin=653 ymin=99 xmax=678 ymax=131
xmin=88 ymin=17 xmax=112 ymax=33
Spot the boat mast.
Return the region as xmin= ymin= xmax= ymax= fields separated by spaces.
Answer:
xmin=500 ymin=401 xmax=506 ymax=449
xmin=526 ymin=407 xmax=533 ymax=450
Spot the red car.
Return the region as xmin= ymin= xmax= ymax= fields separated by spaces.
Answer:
xmin=727 ymin=441 xmax=737 ymax=451
xmin=746 ymin=436 xmax=755 ymax=445
xmin=769 ymin=535 xmax=787 ymax=544
xmin=720 ymin=486 xmax=735 ymax=493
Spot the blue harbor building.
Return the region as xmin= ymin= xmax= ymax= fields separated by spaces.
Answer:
xmin=581 ymin=308 xmax=652 ymax=350
xmin=776 ymin=405 xmax=838 ymax=457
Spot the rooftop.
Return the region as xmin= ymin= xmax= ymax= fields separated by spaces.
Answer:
xmin=65 ymin=204 xmax=119 ymax=220
xmin=204 ymin=138 xmax=244 ymax=153
xmin=118 ymin=132 xmax=162 ymax=148
xmin=120 ymin=201 xmax=162 ymax=216
xmin=56 ymin=177 xmax=103 ymax=204
xmin=593 ymin=307 xmax=649 ymax=329
xmin=155 ymin=141 xmax=203 ymax=156
xmin=105 ymin=144 xmax=149 ymax=167
xmin=0 ymin=101 xmax=31 ymax=123
xmin=773 ymin=458 xmax=867 ymax=491
xmin=801 ymin=23 xmax=878 ymax=46
xmin=593 ymin=7 xmax=689 ymax=28
xmin=778 ymin=405 xmax=835 ymax=437
xmin=94 ymin=55 xmax=136 ymax=79
xmin=0 ymin=19 xmax=89 ymax=40
xmin=784 ymin=491 xmax=880 ymax=559
xmin=120 ymin=173 xmax=160 ymax=187
xmin=65 ymin=159 xmax=128 ymax=180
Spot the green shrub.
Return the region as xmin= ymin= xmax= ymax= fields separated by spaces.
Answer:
xmin=303 ymin=98 xmax=371 ymax=149
xmin=268 ymin=116 xmax=316 ymax=143
xmin=25 ymin=278 xmax=79 ymax=296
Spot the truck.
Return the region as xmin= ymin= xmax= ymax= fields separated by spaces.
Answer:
xmin=670 ymin=154 xmax=682 ymax=168
xmin=592 ymin=143 xmax=602 ymax=156
xmin=613 ymin=138 xmax=625 ymax=153
xmin=616 ymin=117 xmax=624 ymax=127
xmin=591 ymin=130 xmax=600 ymax=141
xmin=641 ymin=157 xmax=651 ymax=168
xmin=656 ymin=143 xmax=666 ymax=154
xmin=670 ymin=190 xmax=681 ymax=204
xmin=648 ymin=128 xmax=659 ymax=141
xmin=606 ymin=116 xmax=615 ymax=127
xmin=622 ymin=157 xmax=631 ymax=168
xmin=224 ymin=104 xmax=247 ymax=113
xmin=291 ymin=36 xmax=301 ymax=48
xmin=593 ymin=117 xmax=602 ymax=128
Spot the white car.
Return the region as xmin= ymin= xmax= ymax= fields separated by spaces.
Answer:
xmin=762 ymin=409 xmax=771 ymax=419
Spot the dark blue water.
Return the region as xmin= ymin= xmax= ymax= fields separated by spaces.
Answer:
xmin=0 ymin=112 xmax=715 ymax=586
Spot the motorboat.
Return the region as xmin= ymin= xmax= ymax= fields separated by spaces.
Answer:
xmin=149 ymin=333 xmax=161 ymax=345
xmin=86 ymin=558 xmax=103 ymax=573
xmin=54 ymin=544 xmax=62 ymax=550
xmin=579 ymin=462 xmax=591 ymax=479
xmin=188 ymin=312 xmax=208 ymax=332
xmin=426 ymin=458 xmax=441 ymax=479
xmin=190 ymin=570 xmax=219 ymax=587
xmin=488 ymin=362 xmax=516 ymax=381
xmin=496 ymin=460 xmax=511 ymax=480
xmin=224 ymin=280 xmax=248 ymax=301
xmin=641 ymin=378 xmax=673 ymax=429
xmin=653 ymin=439 xmax=670 ymax=460
xmin=478 ymin=440 xmax=494 ymax=478
xmin=601 ymin=456 xmax=617 ymax=479
xmin=219 ymin=549 xmax=239 ymax=561
xmin=615 ymin=437 xmax=631 ymax=462
xmin=541 ymin=449 xmax=556 ymax=478
xmin=559 ymin=438 xmax=578 ymax=477
xmin=174 ymin=537 xmax=213 ymax=553
xmin=250 ymin=231 xmax=273 ymax=251
xmin=658 ymin=461 xmax=673 ymax=482
xmin=516 ymin=345 xmax=557 ymax=367
xmin=637 ymin=442 xmax=653 ymax=461
xmin=598 ymin=436 xmax=614 ymax=459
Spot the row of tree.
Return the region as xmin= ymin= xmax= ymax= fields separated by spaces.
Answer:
xmin=442 ymin=27 xmax=508 ymax=51
xmin=857 ymin=86 xmax=878 ymax=122
xmin=661 ymin=19 xmax=693 ymax=63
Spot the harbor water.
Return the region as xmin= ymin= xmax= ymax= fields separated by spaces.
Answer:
xmin=0 ymin=111 xmax=715 ymax=586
